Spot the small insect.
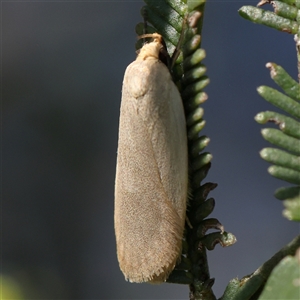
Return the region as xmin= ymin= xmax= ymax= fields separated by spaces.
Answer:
xmin=114 ymin=33 xmax=188 ymax=283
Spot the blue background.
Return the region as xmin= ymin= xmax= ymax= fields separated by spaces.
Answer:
xmin=3 ymin=0 xmax=299 ymax=298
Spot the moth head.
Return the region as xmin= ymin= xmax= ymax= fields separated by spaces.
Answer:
xmin=136 ymin=33 xmax=170 ymax=67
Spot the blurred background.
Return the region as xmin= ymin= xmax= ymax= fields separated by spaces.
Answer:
xmin=2 ymin=0 xmax=299 ymax=299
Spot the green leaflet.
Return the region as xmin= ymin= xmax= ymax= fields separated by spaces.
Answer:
xmin=275 ymin=186 xmax=300 ymax=199
xmin=271 ymin=1 xmax=299 ymax=19
xmin=260 ymin=148 xmax=300 ymax=171
xmin=283 ymin=195 xmax=300 ymax=221
xmin=257 ymin=86 xmax=300 ymax=119
xmin=266 ymin=63 xmax=300 ymax=102
xmin=268 ymin=165 xmax=300 ymax=185
xmin=186 ymin=107 xmax=204 ymax=126
xmin=255 ymin=110 xmax=300 ymax=139
xmin=261 ymin=128 xmax=300 ymax=155
xmin=238 ymin=6 xmax=298 ymax=33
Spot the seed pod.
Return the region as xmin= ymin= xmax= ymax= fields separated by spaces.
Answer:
xmin=114 ymin=33 xmax=188 ymax=283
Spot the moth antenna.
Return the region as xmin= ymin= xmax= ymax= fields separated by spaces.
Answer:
xmin=141 ymin=6 xmax=148 ymax=45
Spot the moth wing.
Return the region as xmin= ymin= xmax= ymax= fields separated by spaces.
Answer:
xmin=115 ymin=58 xmax=188 ymax=283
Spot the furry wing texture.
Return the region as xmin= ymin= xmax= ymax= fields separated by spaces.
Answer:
xmin=115 ymin=49 xmax=188 ymax=283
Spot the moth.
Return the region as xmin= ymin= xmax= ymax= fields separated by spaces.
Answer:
xmin=114 ymin=33 xmax=188 ymax=283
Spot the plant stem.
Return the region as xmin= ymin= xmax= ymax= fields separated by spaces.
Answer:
xmin=221 ymin=235 xmax=300 ymax=300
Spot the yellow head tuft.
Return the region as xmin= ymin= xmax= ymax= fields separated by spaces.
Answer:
xmin=136 ymin=33 xmax=164 ymax=61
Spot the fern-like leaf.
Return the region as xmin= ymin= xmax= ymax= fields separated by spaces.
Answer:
xmin=255 ymin=63 xmax=300 ymax=221
xmin=221 ymin=2 xmax=300 ymax=299
xmin=135 ymin=0 xmax=236 ymax=298
xmin=238 ymin=1 xmax=300 ymax=220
